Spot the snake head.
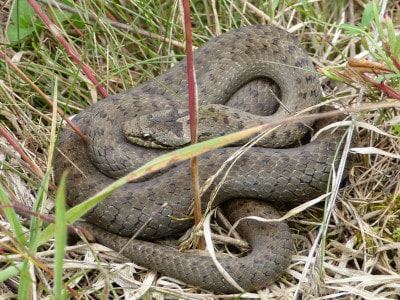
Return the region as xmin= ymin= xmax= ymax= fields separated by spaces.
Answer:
xmin=122 ymin=109 xmax=191 ymax=149
xmin=123 ymin=128 xmax=175 ymax=149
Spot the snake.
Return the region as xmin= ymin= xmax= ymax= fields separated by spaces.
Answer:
xmin=54 ymin=25 xmax=347 ymax=293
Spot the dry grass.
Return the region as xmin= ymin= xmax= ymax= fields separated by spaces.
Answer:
xmin=0 ymin=0 xmax=400 ymax=299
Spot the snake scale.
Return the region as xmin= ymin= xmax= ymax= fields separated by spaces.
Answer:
xmin=54 ymin=25 xmax=346 ymax=293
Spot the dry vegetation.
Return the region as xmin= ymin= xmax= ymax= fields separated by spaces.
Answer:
xmin=0 ymin=0 xmax=399 ymax=299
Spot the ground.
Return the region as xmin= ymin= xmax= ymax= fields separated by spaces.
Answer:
xmin=0 ymin=0 xmax=399 ymax=299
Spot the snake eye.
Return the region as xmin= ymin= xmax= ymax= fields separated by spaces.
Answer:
xmin=142 ymin=131 xmax=153 ymax=140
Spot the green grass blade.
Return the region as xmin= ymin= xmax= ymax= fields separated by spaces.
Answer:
xmin=0 ymin=185 xmax=27 ymax=246
xmin=54 ymin=173 xmax=68 ymax=299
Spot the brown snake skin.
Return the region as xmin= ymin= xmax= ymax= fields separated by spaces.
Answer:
xmin=54 ymin=25 xmax=346 ymax=293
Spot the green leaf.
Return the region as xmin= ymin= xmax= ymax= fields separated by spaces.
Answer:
xmin=339 ymin=23 xmax=366 ymax=36
xmin=10 ymin=0 xmax=36 ymax=27
xmin=393 ymin=124 xmax=400 ymax=135
xmin=361 ymin=2 xmax=375 ymax=28
xmin=7 ymin=0 xmax=36 ymax=43
xmin=6 ymin=24 xmax=35 ymax=43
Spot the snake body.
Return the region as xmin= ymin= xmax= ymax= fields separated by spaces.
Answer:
xmin=54 ymin=25 xmax=345 ymax=293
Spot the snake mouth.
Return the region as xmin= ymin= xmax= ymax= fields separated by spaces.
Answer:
xmin=124 ymin=133 xmax=176 ymax=149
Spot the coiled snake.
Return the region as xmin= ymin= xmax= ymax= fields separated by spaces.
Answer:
xmin=54 ymin=25 xmax=346 ymax=293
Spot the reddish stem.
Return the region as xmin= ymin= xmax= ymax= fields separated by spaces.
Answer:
xmin=390 ymin=55 xmax=400 ymax=72
xmin=364 ymin=76 xmax=400 ymax=100
xmin=0 ymin=126 xmax=44 ymax=180
xmin=0 ymin=52 xmax=87 ymax=143
xmin=27 ymin=0 xmax=108 ymax=99
xmin=182 ymin=7 xmax=198 ymax=141
xmin=182 ymin=0 xmax=203 ymax=249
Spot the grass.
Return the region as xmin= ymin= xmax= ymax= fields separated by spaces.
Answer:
xmin=1 ymin=0 xmax=400 ymax=299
